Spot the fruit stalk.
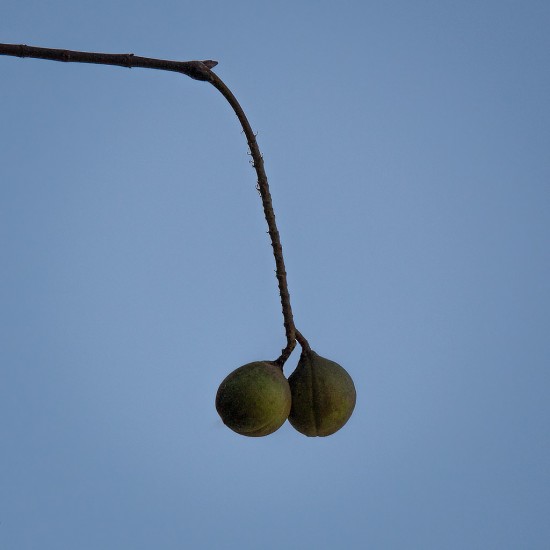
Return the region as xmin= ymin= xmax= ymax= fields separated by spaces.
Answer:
xmin=206 ymin=72 xmax=308 ymax=365
xmin=0 ymin=43 xmax=310 ymax=365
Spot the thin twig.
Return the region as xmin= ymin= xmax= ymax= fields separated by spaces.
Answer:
xmin=206 ymin=71 xmax=306 ymax=365
xmin=0 ymin=42 xmax=311 ymax=366
xmin=0 ymin=43 xmax=217 ymax=80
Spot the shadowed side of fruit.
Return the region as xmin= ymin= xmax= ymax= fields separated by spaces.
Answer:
xmin=215 ymin=361 xmax=292 ymax=437
xmin=288 ymin=350 xmax=356 ymax=437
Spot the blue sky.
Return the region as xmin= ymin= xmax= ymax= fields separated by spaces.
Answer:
xmin=1 ymin=1 xmax=549 ymax=548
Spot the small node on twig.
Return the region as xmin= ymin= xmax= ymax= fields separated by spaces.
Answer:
xmin=201 ymin=60 xmax=218 ymax=69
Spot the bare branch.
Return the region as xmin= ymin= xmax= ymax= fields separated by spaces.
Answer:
xmin=0 ymin=42 xmax=310 ymax=367
xmin=0 ymin=43 xmax=217 ymax=81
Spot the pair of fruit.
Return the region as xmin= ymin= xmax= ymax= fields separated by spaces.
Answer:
xmin=215 ymin=350 xmax=356 ymax=437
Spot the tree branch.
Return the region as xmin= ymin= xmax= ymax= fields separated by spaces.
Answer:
xmin=0 ymin=42 xmax=310 ymax=366
xmin=0 ymin=43 xmax=217 ymax=80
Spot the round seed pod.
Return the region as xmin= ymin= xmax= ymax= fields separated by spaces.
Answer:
xmin=216 ymin=361 xmax=291 ymax=437
xmin=288 ymin=350 xmax=356 ymax=437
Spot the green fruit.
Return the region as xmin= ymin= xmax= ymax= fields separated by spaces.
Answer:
xmin=216 ymin=361 xmax=291 ymax=437
xmin=288 ymin=350 xmax=356 ymax=437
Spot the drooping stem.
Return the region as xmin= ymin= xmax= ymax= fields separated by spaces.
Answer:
xmin=0 ymin=43 xmax=311 ymax=365
xmin=205 ymin=72 xmax=303 ymax=365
